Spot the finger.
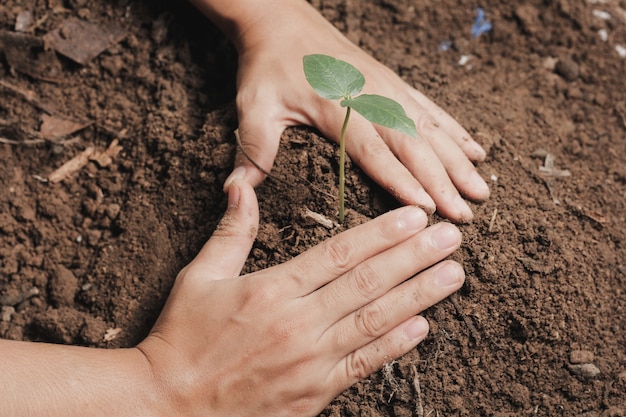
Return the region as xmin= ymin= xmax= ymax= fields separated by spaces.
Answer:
xmin=377 ymin=123 xmax=475 ymax=222
xmin=329 ymin=315 xmax=429 ymax=389
xmin=223 ymin=97 xmax=285 ymax=191
xmin=401 ymin=99 xmax=490 ymax=201
xmin=380 ymin=107 xmax=489 ymax=221
xmin=325 ymin=259 xmax=464 ymax=355
xmin=183 ymin=179 xmax=259 ymax=280
xmin=313 ymin=222 xmax=461 ymax=325
xmin=317 ymin=108 xmax=436 ymax=213
xmin=407 ymin=87 xmax=487 ymax=162
xmin=281 ymin=205 xmax=428 ymax=295
xmin=421 ymin=125 xmax=490 ymax=203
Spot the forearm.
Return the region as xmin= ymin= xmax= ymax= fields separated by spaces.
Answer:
xmin=189 ymin=0 xmax=345 ymax=52
xmin=0 ymin=339 xmax=164 ymax=417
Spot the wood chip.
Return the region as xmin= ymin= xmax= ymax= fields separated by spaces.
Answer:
xmin=103 ymin=327 xmax=122 ymax=342
xmin=89 ymin=139 xmax=123 ymax=167
xmin=47 ymin=147 xmax=95 ymax=183
xmin=539 ymin=153 xmax=571 ymax=177
xmin=302 ymin=208 xmax=336 ymax=229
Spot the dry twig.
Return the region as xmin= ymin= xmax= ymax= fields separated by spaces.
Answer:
xmin=411 ymin=364 xmax=425 ymax=417
xmin=47 ymin=147 xmax=95 ymax=183
xmin=450 ymin=294 xmax=481 ymax=344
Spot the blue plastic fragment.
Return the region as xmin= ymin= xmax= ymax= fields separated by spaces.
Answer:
xmin=471 ymin=8 xmax=492 ymax=38
xmin=439 ymin=40 xmax=452 ymax=51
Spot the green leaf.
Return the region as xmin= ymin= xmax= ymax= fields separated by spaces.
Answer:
xmin=341 ymin=94 xmax=417 ymax=138
xmin=303 ymin=54 xmax=365 ymax=100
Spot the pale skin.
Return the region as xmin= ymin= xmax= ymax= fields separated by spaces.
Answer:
xmin=1 ymin=180 xmax=464 ymax=416
xmin=190 ymin=0 xmax=490 ymax=222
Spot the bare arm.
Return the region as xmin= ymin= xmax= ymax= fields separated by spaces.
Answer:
xmin=0 ymin=340 xmax=165 ymax=417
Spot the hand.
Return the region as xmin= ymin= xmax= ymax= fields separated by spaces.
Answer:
xmin=137 ymin=179 xmax=464 ymax=416
xmin=220 ymin=0 xmax=489 ymax=223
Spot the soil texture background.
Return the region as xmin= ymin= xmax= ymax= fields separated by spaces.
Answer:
xmin=1 ymin=0 xmax=625 ymax=415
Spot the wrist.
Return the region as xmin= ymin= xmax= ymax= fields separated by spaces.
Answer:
xmin=188 ymin=0 xmax=274 ymax=50
xmin=190 ymin=0 xmax=333 ymax=52
xmin=135 ymin=335 xmax=213 ymax=417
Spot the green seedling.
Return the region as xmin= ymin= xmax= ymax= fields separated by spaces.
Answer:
xmin=303 ymin=54 xmax=417 ymax=223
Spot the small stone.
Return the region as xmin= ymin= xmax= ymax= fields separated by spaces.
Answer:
xmin=105 ymin=203 xmax=121 ymax=220
xmin=555 ymin=57 xmax=579 ymax=82
xmin=16 ymin=204 xmax=36 ymax=222
xmin=570 ymin=350 xmax=595 ymax=364
xmin=80 ymin=315 xmax=108 ymax=345
xmin=49 ymin=265 xmax=79 ymax=306
xmin=568 ymin=363 xmax=601 ymax=378
xmin=1 ymin=306 xmax=15 ymax=322
xmin=15 ymin=10 xmax=33 ymax=32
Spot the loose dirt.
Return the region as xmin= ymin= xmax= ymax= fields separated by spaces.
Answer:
xmin=1 ymin=0 xmax=625 ymax=415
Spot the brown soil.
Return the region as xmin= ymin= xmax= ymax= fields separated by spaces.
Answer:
xmin=1 ymin=0 xmax=625 ymax=415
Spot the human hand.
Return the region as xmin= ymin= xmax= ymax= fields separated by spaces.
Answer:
xmin=137 ymin=179 xmax=464 ymax=416
xmin=221 ymin=0 xmax=489 ymax=223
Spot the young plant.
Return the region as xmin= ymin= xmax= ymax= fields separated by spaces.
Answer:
xmin=303 ymin=54 xmax=417 ymax=223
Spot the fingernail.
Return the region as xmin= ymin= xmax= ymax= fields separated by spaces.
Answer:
xmin=403 ymin=316 xmax=429 ymax=340
xmin=454 ymin=195 xmax=474 ymax=223
xmin=471 ymin=142 xmax=487 ymax=160
xmin=415 ymin=189 xmax=436 ymax=214
xmin=470 ymin=171 xmax=490 ymax=197
xmin=397 ymin=206 xmax=426 ymax=231
xmin=434 ymin=262 xmax=463 ymax=287
xmin=228 ymin=180 xmax=241 ymax=207
xmin=431 ymin=224 xmax=460 ymax=250
xmin=224 ymin=166 xmax=247 ymax=190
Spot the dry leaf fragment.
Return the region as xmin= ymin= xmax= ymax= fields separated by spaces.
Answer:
xmin=40 ymin=114 xmax=91 ymax=140
xmin=44 ymin=19 xmax=126 ymax=65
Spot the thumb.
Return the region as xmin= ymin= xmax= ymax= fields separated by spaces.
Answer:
xmin=223 ymin=105 xmax=284 ymax=191
xmin=185 ymin=179 xmax=259 ymax=280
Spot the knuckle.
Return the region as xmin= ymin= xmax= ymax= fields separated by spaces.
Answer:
xmin=243 ymin=280 xmax=277 ymax=306
xmin=358 ymin=138 xmax=390 ymax=159
xmin=415 ymin=116 xmax=440 ymax=134
xmin=350 ymin=264 xmax=381 ymax=299
xmin=346 ymin=350 xmax=373 ymax=380
xmin=269 ymin=318 xmax=298 ymax=344
xmin=212 ymin=214 xmax=242 ymax=239
xmin=411 ymin=284 xmax=427 ymax=305
xmin=236 ymin=134 xmax=266 ymax=159
xmin=321 ymin=238 xmax=354 ymax=272
xmin=354 ymin=303 xmax=387 ymax=339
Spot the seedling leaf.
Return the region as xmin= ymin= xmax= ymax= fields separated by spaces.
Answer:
xmin=342 ymin=94 xmax=417 ymax=139
xmin=303 ymin=54 xmax=365 ymax=100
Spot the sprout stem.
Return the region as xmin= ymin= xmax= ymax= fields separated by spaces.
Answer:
xmin=339 ymin=106 xmax=351 ymax=223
